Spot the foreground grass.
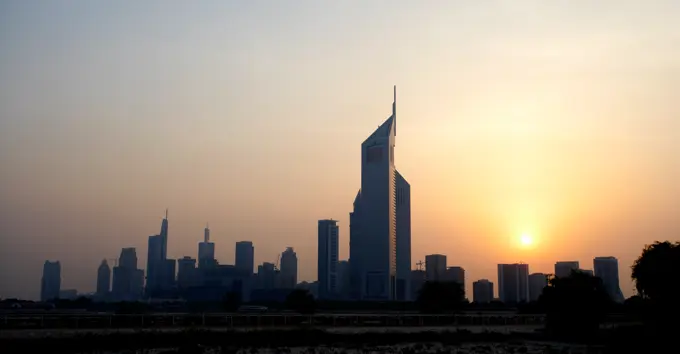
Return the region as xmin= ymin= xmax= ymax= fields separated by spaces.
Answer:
xmin=0 ymin=325 xmax=667 ymax=354
xmin=0 ymin=328 xmax=545 ymax=353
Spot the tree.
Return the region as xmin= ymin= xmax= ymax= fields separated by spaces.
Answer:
xmin=223 ymin=291 xmax=242 ymax=312
xmin=539 ymin=271 xmax=611 ymax=337
xmin=631 ymin=241 xmax=680 ymax=305
xmin=285 ymin=289 xmax=316 ymax=314
xmin=416 ymin=281 xmax=465 ymax=314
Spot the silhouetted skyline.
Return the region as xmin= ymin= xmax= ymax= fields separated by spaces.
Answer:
xmin=2 ymin=1 xmax=679 ymax=300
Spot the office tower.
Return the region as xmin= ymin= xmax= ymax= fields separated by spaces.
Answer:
xmin=96 ymin=259 xmax=111 ymax=296
xmin=280 ymin=247 xmax=298 ymax=289
xmin=528 ymin=273 xmax=548 ymax=302
xmin=498 ymin=263 xmax=529 ymax=303
xmin=147 ymin=211 xmax=171 ymax=293
xmin=445 ymin=266 xmax=466 ymax=296
xmin=40 ymin=260 xmax=61 ymax=301
xmin=473 ymin=279 xmax=494 ymax=304
xmin=257 ymin=262 xmax=278 ymax=290
xmin=425 ymin=254 xmax=447 ymax=281
xmin=112 ymin=248 xmax=142 ymax=301
xmin=395 ymin=170 xmax=411 ymax=301
xmin=177 ymin=256 xmax=197 ymax=289
xmin=318 ymin=219 xmax=339 ymax=299
xmin=594 ymin=256 xmax=625 ymax=303
xmin=119 ymin=247 xmax=138 ymax=269
xmin=198 ymin=224 xmax=216 ymax=268
xmin=235 ymin=241 xmax=254 ymax=275
xmin=554 ymin=261 xmax=580 ymax=278
xmin=349 ymin=87 xmax=402 ymax=301
xmin=337 ymin=260 xmax=351 ymax=299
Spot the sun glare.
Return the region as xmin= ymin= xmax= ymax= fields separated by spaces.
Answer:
xmin=520 ymin=233 xmax=534 ymax=247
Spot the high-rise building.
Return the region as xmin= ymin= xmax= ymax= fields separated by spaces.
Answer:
xmin=112 ymin=248 xmax=143 ymax=301
xmin=41 ymin=260 xmax=61 ymax=301
xmin=96 ymin=259 xmax=111 ymax=296
xmin=147 ymin=211 xmax=171 ymax=293
xmin=395 ymin=171 xmax=411 ymax=301
xmin=528 ymin=273 xmax=548 ymax=302
xmin=349 ymin=87 xmax=401 ymax=301
xmin=318 ymin=219 xmax=339 ymax=299
xmin=337 ymin=260 xmax=351 ymax=299
xmin=498 ymin=263 xmax=529 ymax=303
xmin=473 ymin=279 xmax=494 ymax=304
xmin=280 ymin=247 xmax=298 ymax=289
xmin=256 ymin=262 xmax=278 ymax=290
xmin=198 ymin=224 xmax=216 ymax=268
xmin=235 ymin=241 xmax=254 ymax=276
xmin=594 ymin=256 xmax=625 ymax=303
xmin=554 ymin=261 xmax=580 ymax=278
xmin=425 ymin=254 xmax=447 ymax=282
xmin=445 ymin=266 xmax=466 ymax=297
xmin=177 ymin=256 xmax=197 ymax=289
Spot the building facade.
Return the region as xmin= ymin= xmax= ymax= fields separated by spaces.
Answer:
xmin=280 ymin=247 xmax=298 ymax=289
xmin=425 ymin=254 xmax=447 ymax=282
xmin=235 ymin=241 xmax=254 ymax=276
xmin=594 ymin=256 xmax=625 ymax=303
xmin=41 ymin=260 xmax=61 ymax=301
xmin=498 ymin=263 xmax=529 ymax=303
xmin=528 ymin=273 xmax=548 ymax=302
xmin=318 ymin=219 xmax=339 ymax=299
xmin=349 ymin=87 xmax=400 ymax=301
xmin=554 ymin=261 xmax=580 ymax=278
xmin=473 ymin=279 xmax=494 ymax=304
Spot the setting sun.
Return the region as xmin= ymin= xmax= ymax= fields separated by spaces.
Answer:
xmin=520 ymin=233 xmax=534 ymax=247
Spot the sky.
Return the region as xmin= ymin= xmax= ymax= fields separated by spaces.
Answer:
xmin=1 ymin=0 xmax=679 ymax=300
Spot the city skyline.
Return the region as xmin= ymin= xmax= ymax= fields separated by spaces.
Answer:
xmin=2 ymin=1 xmax=679 ymax=300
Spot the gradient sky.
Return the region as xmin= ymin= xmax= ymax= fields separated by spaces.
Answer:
xmin=1 ymin=1 xmax=679 ymax=300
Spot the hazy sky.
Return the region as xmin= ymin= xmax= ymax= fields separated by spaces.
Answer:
xmin=1 ymin=1 xmax=679 ymax=300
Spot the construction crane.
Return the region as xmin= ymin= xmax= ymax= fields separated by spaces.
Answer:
xmin=415 ymin=260 xmax=425 ymax=271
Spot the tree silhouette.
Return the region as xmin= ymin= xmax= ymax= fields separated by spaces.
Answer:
xmin=632 ymin=241 xmax=680 ymax=305
xmin=416 ymin=281 xmax=465 ymax=314
xmin=285 ymin=289 xmax=316 ymax=314
xmin=539 ymin=271 xmax=611 ymax=337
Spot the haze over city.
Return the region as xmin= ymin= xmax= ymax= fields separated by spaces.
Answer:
xmin=1 ymin=1 xmax=679 ymax=300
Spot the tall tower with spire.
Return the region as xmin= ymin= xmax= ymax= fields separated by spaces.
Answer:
xmin=198 ymin=223 xmax=215 ymax=268
xmin=349 ymin=86 xmax=410 ymax=301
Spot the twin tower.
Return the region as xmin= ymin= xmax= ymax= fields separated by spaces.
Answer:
xmin=349 ymin=86 xmax=411 ymax=301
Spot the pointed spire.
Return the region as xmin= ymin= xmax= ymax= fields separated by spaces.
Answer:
xmin=165 ymin=208 xmax=168 ymax=220
xmin=393 ymin=85 xmax=397 ymax=136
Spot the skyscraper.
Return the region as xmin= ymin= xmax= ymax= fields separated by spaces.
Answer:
xmin=41 ymin=260 xmax=61 ymax=301
xmin=96 ymin=259 xmax=111 ymax=297
xmin=528 ymin=273 xmax=548 ymax=302
xmin=112 ymin=248 xmax=143 ymax=301
xmin=498 ymin=263 xmax=529 ymax=303
xmin=554 ymin=261 xmax=580 ymax=278
xmin=594 ymin=256 xmax=625 ymax=303
xmin=280 ymin=247 xmax=298 ymax=289
xmin=235 ymin=241 xmax=254 ymax=276
xmin=147 ymin=210 xmax=170 ymax=293
xmin=318 ymin=219 xmax=339 ymax=299
xmin=177 ymin=256 xmax=197 ymax=289
xmin=425 ymin=254 xmax=447 ymax=281
xmin=473 ymin=279 xmax=494 ymax=304
xmin=349 ymin=87 xmax=403 ymax=300
xmin=395 ymin=170 xmax=411 ymax=301
xmin=198 ymin=224 xmax=216 ymax=268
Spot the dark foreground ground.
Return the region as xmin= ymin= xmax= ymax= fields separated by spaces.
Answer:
xmin=0 ymin=324 xmax=670 ymax=354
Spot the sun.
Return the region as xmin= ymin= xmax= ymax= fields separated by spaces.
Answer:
xmin=520 ymin=233 xmax=534 ymax=247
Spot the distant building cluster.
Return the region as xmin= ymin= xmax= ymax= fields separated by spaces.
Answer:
xmin=38 ymin=88 xmax=626 ymax=305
